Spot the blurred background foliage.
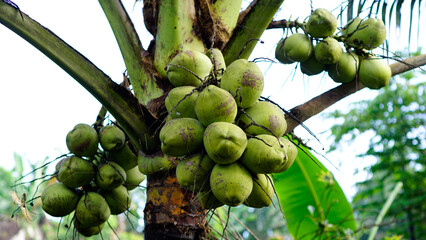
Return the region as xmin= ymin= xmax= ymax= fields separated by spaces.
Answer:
xmin=326 ymin=49 xmax=426 ymax=239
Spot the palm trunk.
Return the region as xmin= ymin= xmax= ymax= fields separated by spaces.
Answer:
xmin=144 ymin=170 xmax=208 ymax=239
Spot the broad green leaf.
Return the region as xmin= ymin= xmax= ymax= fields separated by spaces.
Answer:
xmin=273 ymin=141 xmax=356 ymax=239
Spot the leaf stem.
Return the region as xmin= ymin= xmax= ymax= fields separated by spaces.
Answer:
xmin=222 ymin=0 xmax=285 ymax=65
xmin=0 ymin=2 xmax=160 ymax=152
xmin=98 ymin=0 xmax=164 ymax=105
xmin=295 ymin=154 xmax=326 ymax=222
xmin=367 ymin=181 xmax=403 ymax=240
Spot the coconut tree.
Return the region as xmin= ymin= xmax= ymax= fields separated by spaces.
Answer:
xmin=1 ymin=0 xmax=426 ymax=239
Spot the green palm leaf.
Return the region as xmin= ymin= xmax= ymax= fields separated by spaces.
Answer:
xmin=273 ymin=140 xmax=356 ymax=239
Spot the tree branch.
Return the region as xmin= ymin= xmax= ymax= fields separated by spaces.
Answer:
xmin=98 ymin=0 xmax=164 ymax=106
xmin=285 ymin=54 xmax=426 ymax=133
xmin=0 ymin=2 xmax=160 ymax=153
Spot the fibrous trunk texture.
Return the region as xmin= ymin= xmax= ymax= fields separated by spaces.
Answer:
xmin=144 ymin=171 xmax=208 ymax=239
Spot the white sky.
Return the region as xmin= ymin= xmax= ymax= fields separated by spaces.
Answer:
xmin=0 ymin=0 xmax=424 ymax=200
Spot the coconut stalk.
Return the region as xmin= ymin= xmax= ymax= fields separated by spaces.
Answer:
xmin=153 ymin=0 xmax=206 ymax=77
xmin=142 ymin=1 xmax=207 ymax=238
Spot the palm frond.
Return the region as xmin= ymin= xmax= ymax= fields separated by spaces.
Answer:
xmin=408 ymin=0 xmax=418 ymax=49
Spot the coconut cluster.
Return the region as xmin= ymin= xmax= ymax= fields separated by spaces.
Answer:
xmin=161 ymin=49 xmax=298 ymax=209
xmin=275 ymin=8 xmax=392 ymax=89
xmin=41 ymin=123 xmax=145 ymax=237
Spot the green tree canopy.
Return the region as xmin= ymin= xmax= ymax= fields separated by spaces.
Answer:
xmin=328 ymin=60 xmax=426 ymax=239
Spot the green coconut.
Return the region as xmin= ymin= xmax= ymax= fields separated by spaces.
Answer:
xmin=124 ymin=165 xmax=145 ymax=190
xmin=198 ymin=190 xmax=224 ymax=210
xmin=275 ymin=138 xmax=298 ymax=172
xmin=359 ymin=57 xmax=392 ymax=89
xmin=244 ymin=174 xmax=274 ymax=208
xmin=210 ymin=162 xmax=253 ymax=207
xmin=165 ymin=86 xmax=199 ymax=119
xmin=342 ymin=17 xmax=363 ymax=38
xmin=307 ymin=8 xmax=337 ymax=38
xmin=58 ymin=156 xmax=95 ymax=188
xmin=300 ymin=51 xmax=326 ymax=76
xmin=74 ymin=219 xmax=104 ymax=237
xmin=207 ymin=48 xmax=226 ymax=75
xmin=347 ymin=18 xmax=386 ymax=50
xmin=166 ymin=50 xmax=213 ymax=87
xmin=41 ymin=182 xmax=80 ymax=217
xmin=282 ymin=33 xmax=313 ymax=62
xmin=203 ymin=122 xmax=247 ymax=164
xmin=315 ymin=37 xmax=343 ymax=64
xmin=240 ymin=135 xmax=287 ymax=174
xmin=328 ymin=52 xmax=360 ymax=83
xmin=176 ymin=154 xmax=215 ymax=192
xmin=220 ymin=59 xmax=264 ymax=108
xmin=95 ymin=162 xmax=127 ymax=190
xmin=101 ymin=185 xmax=131 ymax=215
xmin=76 ymin=192 xmax=111 ymax=228
xmin=159 ymin=118 xmax=205 ymax=156
xmin=54 ymin=158 xmax=66 ymax=182
xmin=194 ymin=85 xmax=238 ymax=127
xmin=237 ymin=101 xmax=287 ymax=137
xmin=138 ymin=151 xmax=174 ymax=175
xmin=105 ymin=143 xmax=138 ymax=171
xmin=275 ymin=38 xmax=295 ymax=64
xmin=66 ymin=123 xmax=98 ymax=157
xmin=98 ymin=125 xmax=126 ymax=151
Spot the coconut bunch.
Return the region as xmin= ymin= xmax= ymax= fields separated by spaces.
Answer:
xmin=160 ymin=49 xmax=299 ymax=209
xmin=275 ymin=8 xmax=391 ymax=89
xmin=41 ymin=123 xmax=145 ymax=237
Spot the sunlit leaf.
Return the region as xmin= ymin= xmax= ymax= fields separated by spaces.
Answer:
xmin=273 ymin=140 xmax=356 ymax=239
